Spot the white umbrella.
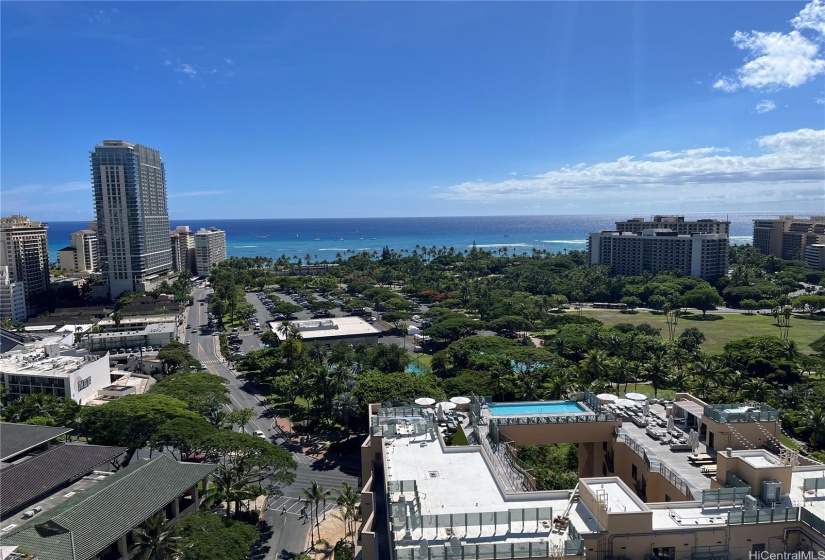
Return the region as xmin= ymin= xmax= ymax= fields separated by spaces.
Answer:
xmin=616 ymin=399 xmax=635 ymax=407
xmin=450 ymin=396 xmax=471 ymax=405
xmin=597 ymin=393 xmax=618 ymax=403
xmin=438 ymin=401 xmax=457 ymax=411
xmin=643 ymin=400 xmax=650 ymax=416
xmin=415 ymin=397 xmax=436 ymax=406
xmin=667 ymin=416 xmax=674 ymax=432
xmin=625 ymin=392 xmax=648 ymax=402
xmin=689 ymin=429 xmax=698 ymax=452
xmin=436 ymin=403 xmax=445 ymax=421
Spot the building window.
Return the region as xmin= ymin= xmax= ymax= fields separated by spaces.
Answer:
xmin=652 ymin=547 xmax=675 ymax=560
xmin=631 ymin=464 xmax=638 ymax=480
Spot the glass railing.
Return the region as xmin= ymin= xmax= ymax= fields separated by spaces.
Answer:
xmin=394 ymin=539 xmax=579 ymax=560
xmin=491 ymin=413 xmax=616 ymax=426
xmin=801 ymin=508 xmax=825 ymax=537
xmin=727 ymin=507 xmax=799 ymax=525
xmin=703 ymin=403 xmax=779 ymax=423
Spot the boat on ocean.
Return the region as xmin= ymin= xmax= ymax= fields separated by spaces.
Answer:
xmin=337 ymin=237 xmax=345 ymax=241
xmin=313 ymin=237 xmax=321 ymax=241
xmin=370 ymin=237 xmax=377 ymax=240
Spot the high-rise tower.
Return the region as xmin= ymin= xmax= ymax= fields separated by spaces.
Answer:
xmin=90 ymin=140 xmax=172 ymax=298
xmin=0 ymin=215 xmax=50 ymax=318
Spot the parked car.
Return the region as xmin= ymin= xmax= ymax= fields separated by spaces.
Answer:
xmin=254 ymin=430 xmax=266 ymax=439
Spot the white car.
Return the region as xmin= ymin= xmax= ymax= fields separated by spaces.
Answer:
xmin=254 ymin=430 xmax=266 ymax=439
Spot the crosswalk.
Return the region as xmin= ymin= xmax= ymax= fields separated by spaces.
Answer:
xmin=268 ymin=496 xmax=337 ymax=518
xmin=281 ymin=469 xmax=357 ymax=499
xmin=200 ymin=359 xmax=221 ymax=365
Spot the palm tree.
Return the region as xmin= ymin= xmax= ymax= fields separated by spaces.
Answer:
xmin=744 ymin=378 xmax=772 ymax=403
xmin=335 ymin=482 xmax=360 ymax=548
xmin=112 ymin=311 xmax=123 ymax=329
xmin=332 ymin=393 xmax=359 ymax=436
xmin=303 ymin=481 xmax=332 ymax=547
xmin=214 ymin=466 xmax=261 ymax=519
xmin=209 ymin=409 xmax=230 ymax=429
xmin=578 ymin=349 xmax=613 ymax=385
xmin=802 ymin=406 xmax=825 ymax=448
xmin=130 ymin=513 xmax=183 ymax=560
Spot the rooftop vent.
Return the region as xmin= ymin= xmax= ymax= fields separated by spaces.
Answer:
xmin=428 ymin=471 xmax=440 ymax=478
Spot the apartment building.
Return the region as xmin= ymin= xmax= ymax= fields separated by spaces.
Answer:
xmin=588 ymin=230 xmax=729 ymax=280
xmin=752 ymin=216 xmax=825 ymax=260
xmin=57 ymin=228 xmax=98 ymax=274
xmin=194 ymin=227 xmax=227 ymax=276
xmin=0 ymin=215 xmax=51 ymax=317
xmin=615 ymin=216 xmax=730 ymax=236
xmin=360 ymin=392 xmax=825 ymax=560
xmin=170 ymin=225 xmax=196 ymax=273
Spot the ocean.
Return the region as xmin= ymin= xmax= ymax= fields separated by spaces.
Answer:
xmin=45 ymin=213 xmax=783 ymax=264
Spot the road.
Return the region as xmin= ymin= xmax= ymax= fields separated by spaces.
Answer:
xmin=185 ymin=286 xmax=359 ymax=560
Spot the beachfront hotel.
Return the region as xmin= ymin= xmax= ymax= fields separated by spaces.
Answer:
xmin=587 ymin=217 xmax=729 ymax=281
xmin=194 ymin=226 xmax=227 ymax=276
xmin=90 ymin=140 xmax=173 ymax=298
xmin=359 ymin=392 xmax=825 ymax=560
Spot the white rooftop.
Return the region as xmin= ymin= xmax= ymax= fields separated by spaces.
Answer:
xmin=0 ymin=347 xmax=105 ymax=377
xmin=382 ymin=413 xmax=587 ymax=550
xmin=270 ymin=316 xmax=380 ymax=341
xmin=579 ymin=479 xmax=645 ymax=513
xmin=85 ymin=322 xmax=176 ymax=338
xmin=738 ymin=450 xmax=783 ymax=468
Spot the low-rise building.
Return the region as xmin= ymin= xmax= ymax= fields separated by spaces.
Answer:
xmin=1 ymin=455 xmax=216 ymax=560
xmin=0 ymin=443 xmax=126 ymax=521
xmin=0 ymin=344 xmax=110 ymax=404
xmin=0 ymin=423 xmax=73 ymax=464
xmin=170 ymin=225 xmax=196 ymax=273
xmin=82 ymin=322 xmax=176 ymax=352
xmin=270 ymin=316 xmax=381 ymax=347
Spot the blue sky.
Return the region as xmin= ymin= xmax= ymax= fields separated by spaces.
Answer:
xmin=2 ymin=1 xmax=824 ymax=220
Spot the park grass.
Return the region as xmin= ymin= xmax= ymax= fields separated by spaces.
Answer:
xmin=581 ymin=309 xmax=822 ymax=355
xmin=612 ymin=383 xmax=675 ymax=400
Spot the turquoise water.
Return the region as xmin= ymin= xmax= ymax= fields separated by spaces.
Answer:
xmin=488 ymin=401 xmax=586 ymax=416
xmin=44 ymin=212 xmax=773 ymax=263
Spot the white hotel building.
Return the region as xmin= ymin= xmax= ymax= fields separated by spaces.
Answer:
xmin=0 ymin=344 xmax=111 ymax=404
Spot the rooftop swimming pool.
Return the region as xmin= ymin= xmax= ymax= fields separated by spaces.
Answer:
xmin=488 ymin=401 xmax=586 ymax=416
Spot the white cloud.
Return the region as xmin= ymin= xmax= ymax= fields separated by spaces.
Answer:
xmin=164 ymin=60 xmax=172 ymax=66
xmin=714 ymin=30 xmax=825 ymax=91
xmin=175 ymin=63 xmax=198 ymax=77
xmin=647 ymin=147 xmax=729 ymax=160
xmin=755 ymin=99 xmax=777 ymax=113
xmin=435 ymin=128 xmax=825 ymax=207
xmin=792 ymin=0 xmax=825 ymax=36
xmin=816 ymin=97 xmax=825 ymax=104
xmin=223 ymin=58 xmax=234 ymax=65
xmin=169 ymin=190 xmax=227 ymax=198
xmin=715 ymin=2 xmax=825 ymax=92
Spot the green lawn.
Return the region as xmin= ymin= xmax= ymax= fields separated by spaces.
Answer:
xmin=580 ymin=309 xmax=822 ymax=355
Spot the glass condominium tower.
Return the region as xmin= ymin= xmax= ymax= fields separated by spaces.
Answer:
xmin=90 ymin=140 xmax=172 ymax=298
